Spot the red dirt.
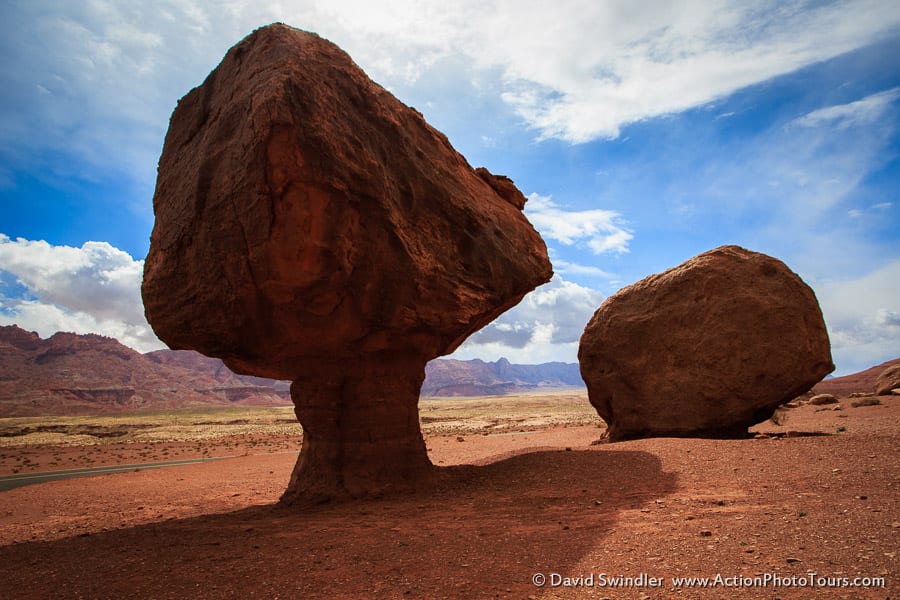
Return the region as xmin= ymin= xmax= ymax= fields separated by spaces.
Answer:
xmin=0 ymin=397 xmax=897 ymax=599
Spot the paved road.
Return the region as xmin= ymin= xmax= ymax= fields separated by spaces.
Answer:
xmin=0 ymin=457 xmax=229 ymax=492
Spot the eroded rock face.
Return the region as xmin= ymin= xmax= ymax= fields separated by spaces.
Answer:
xmin=578 ymin=245 xmax=833 ymax=441
xmin=142 ymin=24 xmax=552 ymax=501
xmin=874 ymin=365 xmax=900 ymax=396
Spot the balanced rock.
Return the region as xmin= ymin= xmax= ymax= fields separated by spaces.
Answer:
xmin=578 ymin=245 xmax=834 ymax=441
xmin=142 ymin=24 xmax=552 ymax=501
xmin=874 ymin=365 xmax=900 ymax=396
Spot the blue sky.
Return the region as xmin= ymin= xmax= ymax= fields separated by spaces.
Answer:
xmin=1 ymin=0 xmax=898 ymax=375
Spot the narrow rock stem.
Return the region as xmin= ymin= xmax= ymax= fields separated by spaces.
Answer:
xmin=281 ymin=353 xmax=434 ymax=504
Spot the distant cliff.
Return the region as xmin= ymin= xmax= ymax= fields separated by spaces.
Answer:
xmin=0 ymin=326 xmax=584 ymax=416
xmin=422 ymin=357 xmax=583 ymax=397
xmin=0 ymin=325 xmax=290 ymax=417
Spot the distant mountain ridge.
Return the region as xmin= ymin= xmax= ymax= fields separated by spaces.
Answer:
xmin=0 ymin=326 xmax=583 ymax=416
xmin=0 ymin=325 xmax=290 ymax=417
xmin=5 ymin=326 xmax=893 ymax=417
xmin=422 ymin=357 xmax=583 ymax=396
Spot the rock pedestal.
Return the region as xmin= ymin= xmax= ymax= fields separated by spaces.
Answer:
xmin=285 ymin=355 xmax=432 ymax=503
xmin=142 ymin=24 xmax=552 ymax=502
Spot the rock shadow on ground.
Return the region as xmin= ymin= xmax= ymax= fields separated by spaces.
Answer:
xmin=0 ymin=448 xmax=677 ymax=599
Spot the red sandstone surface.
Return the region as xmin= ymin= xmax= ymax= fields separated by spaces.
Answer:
xmin=579 ymin=245 xmax=834 ymax=441
xmin=142 ymin=24 xmax=551 ymax=503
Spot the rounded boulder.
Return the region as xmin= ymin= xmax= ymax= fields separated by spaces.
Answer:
xmin=578 ymin=245 xmax=834 ymax=441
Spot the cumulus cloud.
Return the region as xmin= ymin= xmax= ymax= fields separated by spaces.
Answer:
xmin=450 ymin=275 xmax=604 ymax=364
xmin=526 ymin=193 xmax=632 ymax=254
xmin=0 ymin=233 xmax=606 ymax=364
xmin=0 ymin=234 xmax=163 ymax=352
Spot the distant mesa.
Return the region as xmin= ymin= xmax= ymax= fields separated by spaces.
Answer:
xmin=141 ymin=24 xmax=552 ymax=502
xmin=422 ymin=358 xmax=583 ymax=397
xmin=0 ymin=325 xmax=290 ymax=417
xmin=578 ymin=245 xmax=835 ymax=441
xmin=0 ymin=324 xmax=581 ymax=418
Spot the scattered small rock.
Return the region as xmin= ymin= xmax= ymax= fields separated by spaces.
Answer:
xmin=700 ymin=530 xmax=713 ymax=537
xmin=809 ymin=393 xmax=838 ymax=405
xmin=851 ymin=397 xmax=881 ymax=408
xmin=786 ymin=557 xmax=802 ymax=564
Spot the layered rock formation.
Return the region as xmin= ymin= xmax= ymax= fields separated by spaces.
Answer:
xmin=578 ymin=245 xmax=834 ymax=441
xmin=0 ymin=326 xmax=290 ymax=417
xmin=421 ymin=358 xmax=583 ymax=397
xmin=142 ymin=24 xmax=552 ymax=501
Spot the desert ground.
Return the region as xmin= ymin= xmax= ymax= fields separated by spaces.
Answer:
xmin=0 ymin=390 xmax=896 ymax=599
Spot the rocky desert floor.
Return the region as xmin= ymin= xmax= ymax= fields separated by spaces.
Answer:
xmin=0 ymin=391 xmax=896 ymax=599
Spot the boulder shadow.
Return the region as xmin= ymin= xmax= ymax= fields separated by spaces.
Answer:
xmin=0 ymin=448 xmax=677 ymax=599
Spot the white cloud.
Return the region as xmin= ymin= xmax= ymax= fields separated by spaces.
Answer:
xmin=552 ymin=258 xmax=616 ymax=279
xmin=450 ymin=275 xmax=604 ymax=364
xmin=461 ymin=0 xmax=900 ymax=142
xmin=0 ymin=233 xmax=607 ymax=365
xmin=792 ymin=87 xmax=900 ymax=130
xmin=526 ymin=193 xmax=632 ymax=254
xmin=0 ymin=234 xmax=163 ymax=352
xmin=697 ymin=86 xmax=900 ymax=224
xmin=4 ymin=0 xmax=899 ymax=199
xmin=812 ymin=260 xmax=900 ymax=376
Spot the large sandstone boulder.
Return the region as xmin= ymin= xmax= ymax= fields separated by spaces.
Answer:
xmin=874 ymin=365 xmax=900 ymax=396
xmin=142 ymin=24 xmax=551 ymax=502
xmin=578 ymin=245 xmax=833 ymax=441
